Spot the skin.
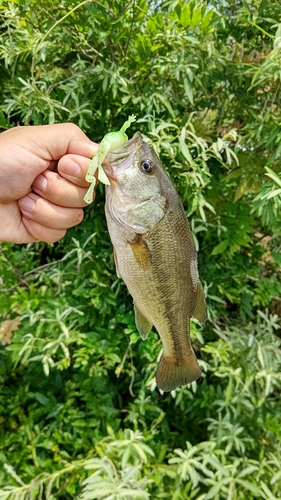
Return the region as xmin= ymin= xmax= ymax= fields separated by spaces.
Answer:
xmin=0 ymin=123 xmax=98 ymax=244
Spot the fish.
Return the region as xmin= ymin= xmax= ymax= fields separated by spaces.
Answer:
xmin=103 ymin=132 xmax=207 ymax=392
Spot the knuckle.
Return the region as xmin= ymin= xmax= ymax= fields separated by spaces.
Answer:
xmin=65 ymin=122 xmax=82 ymax=139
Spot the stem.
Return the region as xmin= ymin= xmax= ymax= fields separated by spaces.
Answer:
xmin=39 ymin=1 xmax=89 ymax=49
xmin=31 ymin=0 xmax=116 ymax=78
xmin=249 ymin=22 xmax=275 ymax=40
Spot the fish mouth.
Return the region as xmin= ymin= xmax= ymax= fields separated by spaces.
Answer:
xmin=103 ymin=131 xmax=143 ymax=179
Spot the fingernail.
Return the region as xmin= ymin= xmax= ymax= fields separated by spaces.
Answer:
xmin=33 ymin=174 xmax=47 ymax=192
xmin=18 ymin=196 xmax=35 ymax=213
xmin=60 ymin=159 xmax=80 ymax=177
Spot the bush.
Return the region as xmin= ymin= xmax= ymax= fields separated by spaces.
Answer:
xmin=1 ymin=0 xmax=281 ymax=498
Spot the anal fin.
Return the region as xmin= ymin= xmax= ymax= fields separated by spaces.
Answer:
xmin=134 ymin=303 xmax=152 ymax=340
xmin=192 ymin=282 xmax=207 ymax=324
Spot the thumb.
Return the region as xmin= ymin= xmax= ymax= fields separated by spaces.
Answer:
xmin=0 ymin=123 xmax=97 ymax=201
xmin=4 ymin=123 xmax=96 ymax=161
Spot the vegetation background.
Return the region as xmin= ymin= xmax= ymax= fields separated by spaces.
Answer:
xmin=0 ymin=0 xmax=281 ymax=498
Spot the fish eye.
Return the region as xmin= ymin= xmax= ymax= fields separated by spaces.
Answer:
xmin=140 ymin=159 xmax=154 ymax=174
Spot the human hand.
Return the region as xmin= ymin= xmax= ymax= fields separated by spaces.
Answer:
xmin=0 ymin=124 xmax=98 ymax=244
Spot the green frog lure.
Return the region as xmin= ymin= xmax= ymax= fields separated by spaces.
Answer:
xmin=84 ymin=115 xmax=136 ymax=204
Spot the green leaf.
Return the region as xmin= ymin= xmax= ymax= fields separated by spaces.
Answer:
xmin=211 ymin=240 xmax=229 ymax=255
xmin=272 ymin=252 xmax=281 ymax=265
xmin=180 ymin=4 xmax=191 ymax=28
xmin=204 ymin=479 xmax=229 ymax=500
xmin=34 ymin=392 xmax=49 ymax=405
xmin=156 ymin=93 xmax=175 ymax=118
xmin=260 ymin=481 xmax=278 ymax=500
xmin=183 ymin=77 xmax=194 ymax=105
xmin=236 ymin=478 xmax=262 ymax=495
xmin=266 ymin=188 xmax=281 ymax=199
xmin=191 ymin=6 xmax=202 ymax=28
xmin=265 ymin=167 xmax=281 ymax=187
xmin=201 ymin=9 xmax=214 ymax=31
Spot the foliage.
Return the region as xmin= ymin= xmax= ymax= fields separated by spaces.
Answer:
xmin=1 ymin=0 xmax=281 ymax=498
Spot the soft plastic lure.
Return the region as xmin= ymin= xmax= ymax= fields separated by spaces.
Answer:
xmin=84 ymin=115 xmax=136 ymax=204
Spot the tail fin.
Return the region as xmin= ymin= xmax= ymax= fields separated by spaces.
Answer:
xmin=156 ymin=352 xmax=201 ymax=392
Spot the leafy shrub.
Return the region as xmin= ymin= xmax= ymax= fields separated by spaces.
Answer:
xmin=1 ymin=0 xmax=281 ymax=498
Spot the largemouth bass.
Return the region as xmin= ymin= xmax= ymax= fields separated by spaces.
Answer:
xmin=104 ymin=132 xmax=207 ymax=392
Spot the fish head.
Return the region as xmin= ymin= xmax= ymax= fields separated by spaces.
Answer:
xmin=104 ymin=132 xmax=168 ymax=234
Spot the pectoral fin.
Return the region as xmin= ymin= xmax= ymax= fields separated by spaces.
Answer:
xmin=192 ymin=282 xmax=207 ymax=324
xmin=134 ymin=303 xmax=152 ymax=340
xmin=128 ymin=235 xmax=152 ymax=269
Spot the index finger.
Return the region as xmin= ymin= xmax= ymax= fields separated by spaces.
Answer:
xmin=57 ymin=153 xmax=99 ymax=188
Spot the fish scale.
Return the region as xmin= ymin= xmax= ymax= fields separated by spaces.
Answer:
xmin=142 ymin=209 xmax=196 ymax=356
xmin=104 ymin=132 xmax=207 ymax=392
